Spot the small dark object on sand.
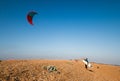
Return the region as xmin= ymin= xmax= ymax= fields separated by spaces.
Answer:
xmin=97 ymin=66 xmax=99 ymax=69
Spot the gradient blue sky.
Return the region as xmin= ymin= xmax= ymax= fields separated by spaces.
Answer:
xmin=0 ymin=0 xmax=120 ymax=65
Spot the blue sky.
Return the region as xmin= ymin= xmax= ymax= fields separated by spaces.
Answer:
xmin=0 ymin=0 xmax=120 ymax=65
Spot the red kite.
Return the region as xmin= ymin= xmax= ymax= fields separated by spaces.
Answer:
xmin=27 ymin=11 xmax=37 ymax=25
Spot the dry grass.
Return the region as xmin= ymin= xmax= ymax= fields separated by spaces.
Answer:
xmin=0 ymin=59 xmax=120 ymax=81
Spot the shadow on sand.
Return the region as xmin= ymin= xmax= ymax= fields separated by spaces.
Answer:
xmin=88 ymin=69 xmax=94 ymax=72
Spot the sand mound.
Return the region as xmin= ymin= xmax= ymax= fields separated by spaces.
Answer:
xmin=0 ymin=60 xmax=120 ymax=81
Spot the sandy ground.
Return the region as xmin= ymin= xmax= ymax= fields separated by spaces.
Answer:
xmin=0 ymin=59 xmax=120 ymax=81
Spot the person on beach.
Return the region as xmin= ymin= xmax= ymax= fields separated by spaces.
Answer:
xmin=82 ymin=58 xmax=92 ymax=69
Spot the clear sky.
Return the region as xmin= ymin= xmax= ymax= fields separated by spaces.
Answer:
xmin=0 ymin=0 xmax=120 ymax=65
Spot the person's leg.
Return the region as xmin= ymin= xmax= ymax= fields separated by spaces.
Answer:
xmin=85 ymin=64 xmax=87 ymax=69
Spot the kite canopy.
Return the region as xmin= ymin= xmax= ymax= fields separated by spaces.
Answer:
xmin=27 ymin=11 xmax=37 ymax=25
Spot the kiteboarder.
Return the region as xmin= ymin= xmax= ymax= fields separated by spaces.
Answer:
xmin=82 ymin=58 xmax=92 ymax=69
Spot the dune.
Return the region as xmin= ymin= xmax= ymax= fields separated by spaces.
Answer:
xmin=0 ymin=59 xmax=120 ymax=81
